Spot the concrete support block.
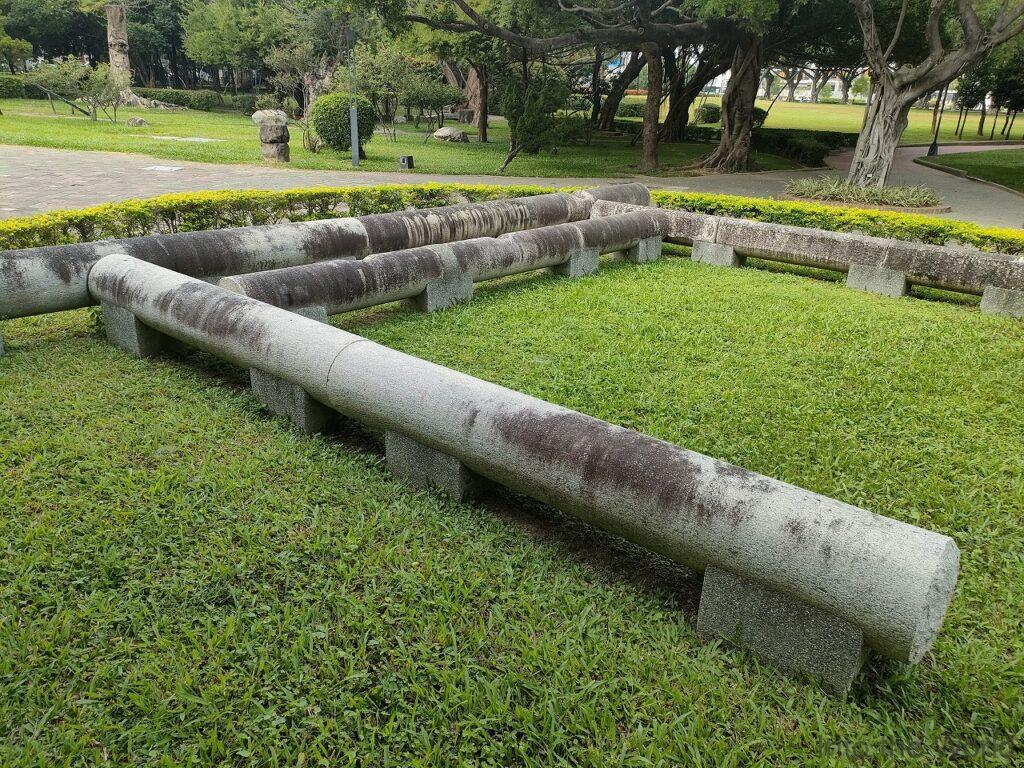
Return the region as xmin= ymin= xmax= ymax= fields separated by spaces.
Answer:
xmin=846 ymin=264 xmax=908 ymax=298
xmin=248 ymin=305 xmax=331 ymax=433
xmin=980 ymin=286 xmax=1024 ymax=319
xmin=101 ymin=301 xmax=176 ymax=358
xmin=385 ymin=430 xmax=484 ymax=501
xmin=692 ymin=241 xmax=742 ymax=268
xmin=697 ymin=566 xmax=865 ymax=696
xmin=250 ymin=368 xmax=332 ymax=434
xmin=551 ymin=247 xmax=600 ymax=278
xmin=623 ymin=236 xmax=663 ymax=264
xmin=414 ymin=273 xmax=474 ymax=313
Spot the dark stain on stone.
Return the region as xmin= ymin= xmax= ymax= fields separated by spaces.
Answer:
xmin=491 ymin=409 xmax=755 ymax=530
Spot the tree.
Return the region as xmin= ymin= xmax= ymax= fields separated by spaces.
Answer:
xmin=496 ymin=65 xmax=568 ymax=172
xmin=0 ymin=18 xmax=33 ymax=73
xmin=847 ymin=0 xmax=1024 ymax=187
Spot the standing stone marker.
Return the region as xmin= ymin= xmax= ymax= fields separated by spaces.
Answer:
xmin=252 ymin=109 xmax=290 ymax=162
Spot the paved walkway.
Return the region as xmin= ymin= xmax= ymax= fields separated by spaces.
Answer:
xmin=1 ymin=142 xmax=1020 ymax=227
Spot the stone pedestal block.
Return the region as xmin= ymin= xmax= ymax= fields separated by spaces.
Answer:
xmin=101 ymin=301 xmax=177 ymax=358
xmin=551 ymin=247 xmax=600 ymax=278
xmin=248 ymin=305 xmax=330 ymax=433
xmin=692 ymin=241 xmax=742 ymax=268
xmin=846 ymin=264 xmax=908 ymax=298
xmin=385 ymin=430 xmax=484 ymax=501
xmin=623 ymin=236 xmax=663 ymax=263
xmin=415 ymin=273 xmax=474 ymax=313
xmin=250 ymin=368 xmax=332 ymax=434
xmin=697 ymin=566 xmax=865 ymax=696
xmin=259 ymin=124 xmax=289 ymax=144
xmin=980 ymin=286 xmax=1024 ymax=319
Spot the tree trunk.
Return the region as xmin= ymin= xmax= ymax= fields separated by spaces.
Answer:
xmin=762 ymin=71 xmax=775 ymax=99
xmin=977 ymin=102 xmax=987 ymax=135
xmin=661 ymin=53 xmax=728 ymax=142
xmin=845 ymin=83 xmax=914 ymax=186
xmin=698 ymin=38 xmax=762 ymax=172
xmin=840 ymin=76 xmax=853 ymax=104
xmin=590 ymin=48 xmax=603 ymax=124
xmin=477 ymin=66 xmax=489 ymax=143
xmin=597 ymin=51 xmax=645 ymax=130
xmin=465 ymin=65 xmax=489 ymax=142
xmin=639 ymin=45 xmax=662 ymax=173
xmin=784 ymin=68 xmax=802 ymax=101
xmin=105 ymin=3 xmax=132 ymax=84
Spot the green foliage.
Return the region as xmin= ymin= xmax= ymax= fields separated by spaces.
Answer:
xmin=785 ymin=176 xmax=943 ymax=207
xmin=136 ymin=87 xmax=223 ymax=111
xmin=751 ymin=106 xmax=769 ymax=128
xmin=181 ymin=0 xmax=292 ymax=72
xmin=653 ymin=190 xmax=1024 ymax=253
xmin=694 ymin=102 xmax=721 ymax=124
xmin=309 ymin=92 xmax=378 ymax=151
xmin=0 ymin=18 xmax=33 ymax=74
xmin=615 ymin=101 xmax=646 ymax=118
xmin=0 ymin=184 xmax=551 ymax=250
xmin=499 ymin=66 xmax=569 ymax=171
xmin=0 ymin=73 xmax=24 ymax=98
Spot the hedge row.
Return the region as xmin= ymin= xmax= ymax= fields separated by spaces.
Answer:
xmin=0 ymin=185 xmax=551 ymax=250
xmin=1 ymin=184 xmax=1019 ymax=254
xmin=652 ymin=191 xmax=1024 ymax=253
xmin=607 ymin=119 xmax=859 ymax=167
xmin=0 ymin=74 xmax=25 ymax=98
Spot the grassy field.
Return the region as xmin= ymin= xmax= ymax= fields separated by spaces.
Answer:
xmin=0 ymin=99 xmax=796 ymax=177
xmin=2 ymin=250 xmax=1022 ymax=765
xmin=924 ymin=148 xmax=1024 ymax=193
xmin=624 ymin=95 xmax=1009 ymax=145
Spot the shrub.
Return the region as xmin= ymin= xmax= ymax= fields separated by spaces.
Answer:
xmin=751 ymin=106 xmax=769 ymax=128
xmin=0 ymin=185 xmax=551 ymax=250
xmin=694 ymin=103 xmax=721 ymax=124
xmin=254 ymin=93 xmax=283 ymax=112
xmin=309 ymin=92 xmax=378 ymax=151
xmin=0 ymin=74 xmax=25 ymax=99
xmin=230 ymin=93 xmax=258 ymax=114
xmin=785 ymin=176 xmax=943 ymax=208
xmin=135 ymin=87 xmax=222 ymax=111
xmin=652 ymin=190 xmax=1023 ymax=253
xmin=616 ymin=101 xmax=646 ymax=118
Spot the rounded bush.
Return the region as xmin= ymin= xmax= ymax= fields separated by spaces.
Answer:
xmin=694 ymin=103 xmax=721 ymax=125
xmin=616 ymin=101 xmax=646 ymax=118
xmin=752 ymin=106 xmax=769 ymax=128
xmin=310 ymin=93 xmax=378 ymax=151
xmin=0 ymin=74 xmax=26 ymax=99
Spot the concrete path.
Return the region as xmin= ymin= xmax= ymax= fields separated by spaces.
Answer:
xmin=1 ymin=142 xmax=1020 ymax=228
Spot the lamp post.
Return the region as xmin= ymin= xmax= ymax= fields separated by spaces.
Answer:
xmin=346 ymin=27 xmax=359 ymax=168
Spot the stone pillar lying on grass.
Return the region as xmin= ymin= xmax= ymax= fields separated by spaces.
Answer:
xmin=0 ymin=184 xmax=652 ymax=323
xmin=220 ymin=209 xmax=668 ymax=433
xmin=219 ymin=209 xmax=671 ymax=318
xmin=660 ymin=209 xmax=1024 ymax=317
xmin=90 ymin=254 xmax=960 ymax=695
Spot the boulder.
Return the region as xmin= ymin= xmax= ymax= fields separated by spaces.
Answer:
xmin=433 ymin=126 xmax=469 ymax=143
xmin=259 ymin=123 xmax=290 ymax=144
xmin=251 ymin=109 xmax=288 ymax=127
xmin=126 ymin=117 xmax=150 ymax=127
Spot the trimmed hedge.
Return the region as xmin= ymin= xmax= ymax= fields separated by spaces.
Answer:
xmin=0 ymin=185 xmax=551 ymax=250
xmin=653 ymin=190 xmax=1024 ymax=253
xmin=2 ymin=184 xmax=1019 ymax=254
xmin=615 ymin=101 xmax=646 ymax=118
xmin=135 ymin=87 xmax=223 ymax=112
xmin=0 ymin=74 xmax=25 ymax=99
xmin=310 ymin=92 xmax=378 ymax=151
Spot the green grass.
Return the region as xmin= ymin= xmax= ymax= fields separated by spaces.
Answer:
xmin=624 ymin=95 xmax=1007 ymax=145
xmin=0 ymin=99 xmax=795 ymax=178
xmin=924 ymin=148 xmax=1024 ymax=193
xmin=2 ymin=252 xmax=1022 ymax=765
xmin=785 ymin=175 xmax=943 ymax=207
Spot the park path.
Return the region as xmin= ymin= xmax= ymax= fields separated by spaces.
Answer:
xmin=1 ymin=142 xmax=1020 ymax=228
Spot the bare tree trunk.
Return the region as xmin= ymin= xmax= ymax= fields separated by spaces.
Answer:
xmin=698 ymin=38 xmax=762 ymax=172
xmin=761 ymin=70 xmax=775 ymax=99
xmin=590 ymin=47 xmax=603 ymax=124
xmin=597 ymin=51 xmax=645 ymax=130
xmin=106 ymin=3 xmax=131 ymax=84
xmin=845 ymin=83 xmax=914 ymax=186
xmin=661 ymin=52 xmax=729 ymax=142
xmin=784 ymin=67 xmax=803 ymax=101
xmin=465 ymin=65 xmax=489 ymax=142
xmin=639 ymin=44 xmax=662 ymax=173
xmin=977 ymin=101 xmax=987 ymax=135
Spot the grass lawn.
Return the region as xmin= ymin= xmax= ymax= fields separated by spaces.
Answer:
xmin=624 ymin=95 xmax=1007 ymax=145
xmin=924 ymin=148 xmax=1024 ymax=193
xmin=0 ymin=99 xmax=795 ymax=178
xmin=2 ymin=251 xmax=1022 ymax=765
